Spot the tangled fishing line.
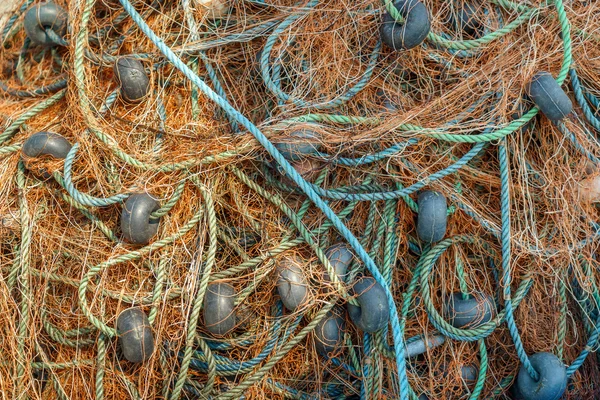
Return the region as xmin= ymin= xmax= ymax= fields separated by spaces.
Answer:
xmin=1 ymin=0 xmax=600 ymax=398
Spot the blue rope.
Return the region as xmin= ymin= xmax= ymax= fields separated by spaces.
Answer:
xmin=361 ymin=333 xmax=372 ymax=399
xmin=499 ymin=140 xmax=538 ymax=380
xmin=290 ymin=141 xmax=486 ymax=201
xmin=570 ymin=68 xmax=600 ymax=132
xmin=117 ymin=2 xmax=411 ymax=396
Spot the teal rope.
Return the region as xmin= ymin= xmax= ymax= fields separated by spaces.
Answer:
xmin=498 ymin=140 xmax=537 ymax=380
xmin=117 ymin=3 xmax=411 ymax=396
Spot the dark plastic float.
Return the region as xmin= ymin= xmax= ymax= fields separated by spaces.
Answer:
xmin=514 ymin=352 xmax=567 ymax=400
xmin=380 ymin=0 xmax=431 ymax=51
xmin=116 ymin=308 xmax=154 ymax=363
xmin=276 ymin=256 xmax=311 ymax=311
xmin=274 ymin=129 xmax=322 ymax=161
xmin=347 ymin=276 xmax=389 ymax=333
xmin=24 ymin=2 xmax=68 ymax=47
xmin=120 ymin=193 xmax=160 ymax=245
xmin=114 ymin=57 xmax=150 ymax=102
xmin=452 ymin=2 xmax=483 ymax=38
xmin=417 ymin=190 xmax=447 ymax=244
xmin=203 ymin=282 xmax=237 ymax=336
xmin=324 ymin=243 xmax=354 ymax=282
xmin=22 ymin=131 xmax=72 ymax=160
xmin=527 ymin=71 xmax=573 ymax=121
xmin=314 ymin=308 xmax=345 ymax=356
xmin=404 ymin=333 xmax=445 ymax=359
xmin=443 ymin=293 xmax=495 ymax=328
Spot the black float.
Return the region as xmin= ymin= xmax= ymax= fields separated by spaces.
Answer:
xmin=314 ymin=308 xmax=345 ymax=356
xmin=380 ymin=0 xmax=431 ymax=50
xmin=324 ymin=243 xmax=353 ymax=282
xmin=276 ymin=256 xmax=311 ymax=311
xmin=514 ymin=352 xmax=567 ymax=400
xmin=416 ymin=190 xmax=447 ymax=244
xmin=347 ymin=276 xmax=389 ymax=333
xmin=22 ymin=131 xmax=72 ymax=160
xmin=443 ymin=293 xmax=495 ymax=328
xmin=24 ymin=2 xmax=68 ymax=46
xmin=114 ymin=57 xmax=150 ymax=102
xmin=116 ymin=308 xmax=155 ymax=363
xmin=527 ymin=71 xmax=573 ymax=121
xmin=204 ymin=282 xmax=237 ymax=336
xmin=121 ymin=193 xmax=160 ymax=245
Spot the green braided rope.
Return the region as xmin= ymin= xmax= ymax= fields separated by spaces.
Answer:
xmin=469 ymin=340 xmax=488 ymax=400
xmin=419 ymin=236 xmax=533 ymax=340
xmin=170 ymin=179 xmax=216 ymax=400
xmin=197 ymin=336 xmax=217 ymax=397
xmin=0 ymin=89 xmax=66 ymax=145
xmin=15 ymin=161 xmax=31 ymax=398
xmin=95 ymin=333 xmax=107 ymax=400
xmin=148 ymin=258 xmax=167 ymax=325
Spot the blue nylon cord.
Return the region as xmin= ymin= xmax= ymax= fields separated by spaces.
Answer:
xmin=117 ymin=0 xmax=410 ymax=396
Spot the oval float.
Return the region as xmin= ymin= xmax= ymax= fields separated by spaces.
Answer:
xmin=22 ymin=131 xmax=72 ymax=160
xmin=204 ymin=282 xmax=236 ymax=336
xmin=417 ymin=190 xmax=447 ymax=244
xmin=117 ymin=308 xmax=155 ymax=363
xmin=314 ymin=309 xmax=345 ymax=356
xmin=347 ymin=277 xmax=389 ymax=332
xmin=324 ymin=243 xmax=353 ymax=282
xmin=380 ymin=0 xmax=431 ymax=51
xmin=114 ymin=57 xmax=150 ymax=102
xmin=527 ymin=71 xmax=573 ymax=121
xmin=24 ymin=2 xmax=68 ymax=46
xmin=276 ymin=256 xmax=311 ymax=311
xmin=120 ymin=193 xmax=161 ymax=245
xmin=274 ymin=129 xmax=321 ymax=161
xmin=453 ymin=3 xmax=483 ymax=38
xmin=443 ymin=293 xmax=495 ymax=328
xmin=514 ymin=352 xmax=567 ymax=400
xmin=404 ymin=333 xmax=445 ymax=359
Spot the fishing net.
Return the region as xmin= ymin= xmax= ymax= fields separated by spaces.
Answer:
xmin=1 ymin=0 xmax=600 ymax=398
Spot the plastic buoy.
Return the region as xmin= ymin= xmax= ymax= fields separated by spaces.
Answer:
xmin=460 ymin=364 xmax=478 ymax=383
xmin=114 ymin=57 xmax=150 ymax=102
xmin=452 ymin=3 xmax=483 ymax=38
xmin=380 ymin=0 xmax=431 ymax=50
xmin=514 ymin=352 xmax=567 ymax=400
xmin=274 ymin=129 xmax=322 ymax=161
xmin=314 ymin=308 xmax=345 ymax=356
xmin=23 ymin=2 xmax=68 ymax=46
xmin=527 ymin=71 xmax=573 ymax=121
xmin=276 ymin=256 xmax=311 ymax=311
xmin=417 ymin=190 xmax=447 ymax=243
xmin=117 ymin=308 xmax=155 ymax=363
xmin=404 ymin=333 xmax=445 ymax=359
xmin=22 ymin=131 xmax=71 ymax=160
xmin=324 ymin=243 xmax=353 ymax=282
xmin=347 ymin=277 xmax=389 ymax=332
xmin=443 ymin=293 xmax=495 ymax=328
xmin=120 ymin=193 xmax=160 ymax=245
xmin=203 ymin=282 xmax=237 ymax=336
